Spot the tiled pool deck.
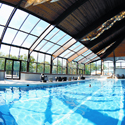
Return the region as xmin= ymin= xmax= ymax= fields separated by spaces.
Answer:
xmin=0 ymin=76 xmax=107 ymax=88
xmin=0 ymin=79 xmax=85 ymax=88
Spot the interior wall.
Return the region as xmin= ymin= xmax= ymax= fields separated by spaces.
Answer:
xmin=0 ymin=71 xmax=5 ymax=80
xmin=115 ymin=69 xmax=125 ymax=76
xmin=21 ymin=72 xmax=81 ymax=81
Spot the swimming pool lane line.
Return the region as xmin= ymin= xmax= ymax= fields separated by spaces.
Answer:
xmin=53 ymin=84 xmax=106 ymax=125
xmin=117 ymin=81 xmax=124 ymax=125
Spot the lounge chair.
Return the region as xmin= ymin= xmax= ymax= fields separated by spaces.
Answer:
xmin=62 ymin=77 xmax=67 ymax=81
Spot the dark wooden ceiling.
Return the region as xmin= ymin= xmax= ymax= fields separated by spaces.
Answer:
xmin=1 ymin=0 xmax=125 ymax=60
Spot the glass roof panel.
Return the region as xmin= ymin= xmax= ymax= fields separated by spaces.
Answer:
xmin=59 ymin=50 xmax=70 ymax=57
xmin=64 ymin=52 xmax=74 ymax=58
xmin=50 ymin=30 xmax=65 ymax=43
xmin=59 ymin=50 xmax=74 ymax=58
xmin=31 ymin=20 xmax=49 ymax=36
xmin=20 ymin=15 xmax=39 ymax=33
xmin=9 ymin=9 xmax=28 ymax=29
xmin=73 ymin=45 xmax=84 ymax=52
xmin=0 ymin=44 xmax=10 ymax=57
xmin=22 ymin=35 xmax=37 ymax=48
xmin=47 ymin=45 xmax=60 ymax=54
xmin=12 ymin=31 xmax=28 ymax=46
xmin=0 ymin=4 xmax=14 ymax=25
xmin=64 ymin=51 xmax=75 ymax=58
xmin=35 ymin=40 xmax=47 ymax=50
xmin=30 ymin=25 xmax=54 ymax=52
xmin=0 ymin=26 xmax=4 ymax=38
xmin=2 ymin=28 xmax=17 ymax=44
xmin=74 ymin=55 xmax=84 ymax=61
xmin=69 ymin=42 xmax=81 ymax=50
xmin=45 ymin=28 xmax=59 ymax=40
xmin=82 ymin=50 xmax=92 ymax=57
xmin=57 ymin=35 xmax=71 ymax=45
xmin=40 ymin=42 xmax=54 ymax=52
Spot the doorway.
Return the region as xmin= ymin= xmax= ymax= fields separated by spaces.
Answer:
xmin=5 ymin=59 xmax=21 ymax=80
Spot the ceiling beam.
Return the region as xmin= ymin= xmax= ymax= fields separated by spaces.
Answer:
xmin=74 ymin=3 xmax=125 ymax=40
xmin=100 ymin=36 xmax=125 ymax=59
xmin=92 ymin=28 xmax=125 ymax=54
xmin=52 ymin=0 xmax=88 ymax=25
xmin=82 ymin=19 xmax=125 ymax=49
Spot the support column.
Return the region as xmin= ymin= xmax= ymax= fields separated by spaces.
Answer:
xmin=66 ymin=59 xmax=68 ymax=75
xmin=27 ymin=50 xmax=30 ymax=72
xmin=76 ymin=62 xmax=78 ymax=75
xmin=50 ymin=56 xmax=53 ymax=74
xmin=101 ymin=60 xmax=104 ymax=75
xmin=83 ymin=64 xmax=85 ymax=75
xmin=113 ymin=51 xmax=116 ymax=77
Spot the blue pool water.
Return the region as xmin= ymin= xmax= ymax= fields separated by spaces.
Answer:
xmin=0 ymin=79 xmax=125 ymax=125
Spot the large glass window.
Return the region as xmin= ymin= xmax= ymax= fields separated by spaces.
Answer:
xmin=91 ymin=62 xmax=96 ymax=75
xmin=68 ymin=61 xmax=77 ymax=74
xmin=103 ymin=61 xmax=113 ymax=75
xmin=0 ymin=44 xmax=10 ymax=58
xmin=45 ymin=65 xmax=50 ymax=73
xmin=45 ymin=55 xmax=51 ymax=64
xmin=38 ymin=53 xmax=44 ymax=63
xmin=52 ymin=65 xmax=57 ymax=74
xmin=37 ymin=63 xmax=44 ymax=73
xmin=30 ymin=51 xmax=38 ymax=62
xmin=0 ymin=58 xmax=5 ymax=70
xmin=116 ymin=60 xmax=125 ymax=68
xmin=85 ymin=64 xmax=90 ymax=75
xmin=97 ymin=60 xmax=101 ymax=75
xmin=19 ymin=49 xmax=28 ymax=61
xmin=78 ymin=63 xmax=84 ymax=75
xmin=29 ymin=62 xmax=36 ymax=73
xmin=10 ymin=47 xmax=19 ymax=59
xmin=21 ymin=61 xmax=27 ymax=72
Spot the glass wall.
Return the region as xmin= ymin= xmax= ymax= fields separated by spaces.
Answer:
xmin=68 ymin=61 xmax=77 ymax=74
xmin=103 ymin=60 xmax=113 ymax=75
xmin=91 ymin=60 xmax=101 ymax=75
xmin=0 ymin=58 xmax=5 ymax=70
xmin=85 ymin=64 xmax=91 ymax=75
xmin=116 ymin=60 xmax=125 ymax=68
xmin=78 ymin=63 xmax=84 ymax=75
xmin=52 ymin=57 xmax=66 ymax=74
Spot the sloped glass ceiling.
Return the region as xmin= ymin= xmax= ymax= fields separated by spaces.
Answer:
xmin=0 ymin=2 xmax=99 ymax=64
xmin=81 ymin=11 xmax=125 ymax=41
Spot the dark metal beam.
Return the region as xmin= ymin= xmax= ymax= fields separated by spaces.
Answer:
xmin=92 ymin=28 xmax=125 ymax=54
xmin=100 ymin=36 xmax=125 ymax=59
xmin=52 ymin=0 xmax=88 ymax=25
xmin=82 ymin=19 xmax=125 ymax=49
xmin=74 ymin=3 xmax=125 ymax=40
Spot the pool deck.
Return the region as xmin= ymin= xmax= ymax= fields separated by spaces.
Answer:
xmin=0 ymin=79 xmax=85 ymax=88
xmin=0 ymin=76 xmax=108 ymax=88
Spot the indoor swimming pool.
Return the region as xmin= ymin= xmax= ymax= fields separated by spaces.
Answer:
xmin=0 ymin=79 xmax=125 ymax=125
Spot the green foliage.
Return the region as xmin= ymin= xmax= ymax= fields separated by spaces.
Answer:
xmin=37 ymin=63 xmax=43 ymax=73
xmin=0 ymin=58 xmax=5 ymax=70
xmin=58 ymin=66 xmax=62 ymax=74
xmin=45 ymin=65 xmax=50 ymax=73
